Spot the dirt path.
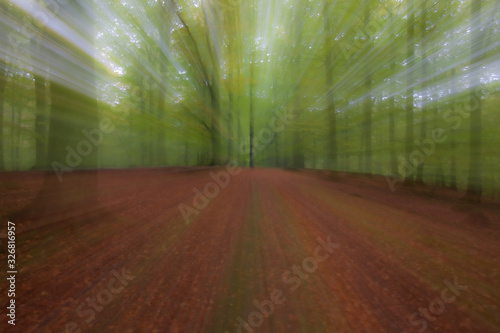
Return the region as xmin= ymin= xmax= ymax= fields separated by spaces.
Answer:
xmin=1 ymin=168 xmax=499 ymax=332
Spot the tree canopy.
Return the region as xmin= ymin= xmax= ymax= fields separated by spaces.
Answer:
xmin=1 ymin=0 xmax=500 ymax=197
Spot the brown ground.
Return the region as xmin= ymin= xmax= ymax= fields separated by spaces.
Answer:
xmin=0 ymin=167 xmax=499 ymax=333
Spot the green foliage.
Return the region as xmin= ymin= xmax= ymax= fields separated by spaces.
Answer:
xmin=1 ymin=0 xmax=499 ymax=196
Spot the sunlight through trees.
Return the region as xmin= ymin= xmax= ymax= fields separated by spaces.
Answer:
xmin=1 ymin=0 xmax=499 ymax=199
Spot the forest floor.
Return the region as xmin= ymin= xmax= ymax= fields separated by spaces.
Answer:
xmin=0 ymin=167 xmax=499 ymax=333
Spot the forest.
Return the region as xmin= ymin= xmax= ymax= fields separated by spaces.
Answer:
xmin=0 ymin=0 xmax=499 ymax=197
xmin=0 ymin=0 xmax=500 ymax=332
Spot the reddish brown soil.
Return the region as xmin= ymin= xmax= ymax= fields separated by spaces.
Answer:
xmin=1 ymin=168 xmax=499 ymax=333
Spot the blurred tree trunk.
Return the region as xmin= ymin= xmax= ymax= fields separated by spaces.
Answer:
xmin=343 ymin=115 xmax=350 ymax=171
xmin=202 ymin=4 xmax=224 ymax=166
xmin=249 ymin=50 xmax=255 ymax=168
xmin=32 ymin=31 xmax=48 ymax=170
xmin=34 ymin=73 xmax=47 ymax=169
xmin=10 ymin=104 xmax=17 ymax=170
xmin=388 ymin=88 xmax=397 ymax=175
xmin=227 ymin=96 xmax=234 ymax=161
xmin=291 ymin=7 xmax=305 ymax=170
xmin=172 ymin=0 xmax=224 ymax=165
xmin=0 ymin=59 xmax=6 ymax=170
xmin=363 ymin=74 xmax=372 ymax=174
xmin=14 ymin=98 xmax=22 ymax=170
xmin=184 ymin=142 xmax=189 ymax=166
xmin=155 ymin=1 xmax=169 ymax=167
xmin=466 ymin=0 xmax=484 ymax=202
xmin=237 ymin=104 xmax=242 ymax=164
xmin=274 ymin=133 xmax=280 ymax=167
xmin=209 ymin=67 xmax=223 ymax=165
xmin=292 ymin=74 xmax=304 ymax=169
xmin=25 ymin=1 xmax=99 ymax=223
xmin=362 ymin=3 xmax=372 ymax=175
xmin=387 ymin=2 xmax=397 ymax=176
xmin=148 ymin=81 xmax=154 ymax=165
xmin=324 ymin=0 xmax=337 ymax=171
xmin=156 ymin=88 xmax=167 ymax=166
xmin=416 ymin=0 xmax=428 ymax=183
xmin=225 ymin=6 xmax=236 ymax=164
xmin=448 ymin=68 xmax=458 ymax=190
xmin=432 ymin=90 xmax=445 ymax=187
xmin=140 ymin=84 xmax=147 ymax=165
xmin=405 ymin=0 xmax=415 ymax=183
xmin=226 ymin=67 xmax=234 ymax=163
xmin=0 ymin=0 xmax=9 ymax=171
xmin=292 ymin=104 xmax=304 ymax=169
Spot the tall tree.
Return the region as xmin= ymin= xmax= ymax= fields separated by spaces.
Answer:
xmin=172 ymin=0 xmax=224 ymax=165
xmin=448 ymin=68 xmax=458 ymax=190
xmin=201 ymin=2 xmax=224 ymax=165
xmin=323 ymin=0 xmax=338 ymax=171
xmin=249 ymin=49 xmax=255 ymax=168
xmin=0 ymin=0 xmax=9 ymax=171
xmin=29 ymin=1 xmax=100 ymax=222
xmin=0 ymin=55 xmax=6 ymax=171
xmin=387 ymin=2 xmax=398 ymax=176
xmin=32 ymin=34 xmax=48 ymax=169
xmin=466 ymin=0 xmax=484 ymax=202
xmin=290 ymin=3 xmax=306 ymax=169
xmin=362 ymin=2 xmax=373 ymax=174
xmin=405 ymin=0 xmax=416 ymax=182
xmin=416 ymin=0 xmax=428 ymax=183
xmin=154 ymin=1 xmax=170 ymax=166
